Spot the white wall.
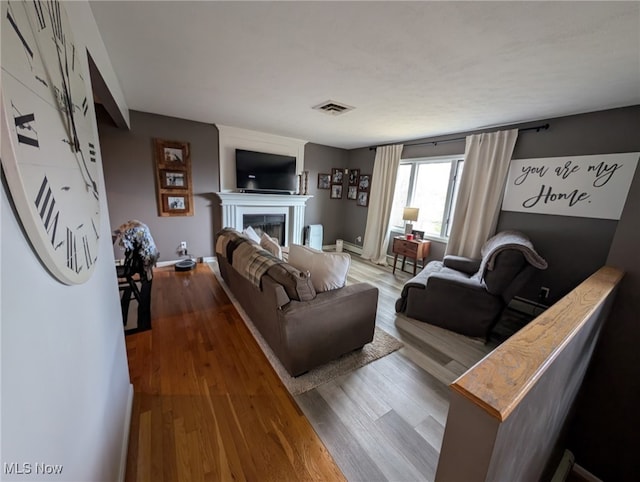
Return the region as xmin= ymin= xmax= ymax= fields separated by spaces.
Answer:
xmin=217 ymin=124 xmax=307 ymax=192
xmin=1 ymin=2 xmax=132 ymax=480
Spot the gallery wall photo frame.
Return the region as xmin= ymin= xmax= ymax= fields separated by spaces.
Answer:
xmin=357 ymin=174 xmax=371 ymax=192
xmin=153 ymin=138 xmax=194 ymax=216
xmin=318 ymin=173 xmax=331 ymax=189
xmin=330 ymin=184 xmax=343 ymax=199
xmin=347 ymin=185 xmax=357 ymax=200
xmin=160 ymin=170 xmax=187 ymax=189
xmin=331 ymin=168 xmax=344 ymax=184
xmin=356 ymin=173 xmax=371 ymax=207
xmin=348 ymin=169 xmax=360 ymax=186
xmin=161 ymin=193 xmax=190 ymax=215
xmin=356 ymin=191 xmax=369 ymax=207
xmin=155 ymin=138 xmax=190 ymax=167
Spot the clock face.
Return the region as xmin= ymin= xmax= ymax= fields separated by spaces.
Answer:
xmin=1 ymin=0 xmax=101 ymax=284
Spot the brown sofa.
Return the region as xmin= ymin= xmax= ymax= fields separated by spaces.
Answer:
xmin=215 ymin=229 xmax=378 ymax=376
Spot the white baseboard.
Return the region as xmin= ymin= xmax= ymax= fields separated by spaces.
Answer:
xmin=322 ymin=241 xmax=364 ymax=255
xmin=343 ymin=241 xmax=363 ymax=255
xmin=118 ymin=383 xmax=134 ymax=482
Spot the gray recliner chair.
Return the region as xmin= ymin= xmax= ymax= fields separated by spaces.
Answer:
xmin=395 ymin=231 xmax=547 ymax=339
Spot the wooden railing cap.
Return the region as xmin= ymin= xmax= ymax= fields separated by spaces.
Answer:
xmin=450 ymin=265 xmax=624 ymax=421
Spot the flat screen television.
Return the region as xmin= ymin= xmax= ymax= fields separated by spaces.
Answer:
xmin=236 ymin=149 xmax=297 ymax=193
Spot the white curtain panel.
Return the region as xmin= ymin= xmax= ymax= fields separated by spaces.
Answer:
xmin=362 ymin=144 xmax=404 ymax=265
xmin=446 ymin=129 xmax=518 ymax=259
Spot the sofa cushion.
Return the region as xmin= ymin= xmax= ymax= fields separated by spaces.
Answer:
xmin=243 ymin=226 xmax=261 ymax=243
xmin=288 ymin=244 xmax=351 ymax=292
xmin=260 ymin=233 xmax=282 ymax=260
xmin=266 ymin=263 xmax=316 ymax=301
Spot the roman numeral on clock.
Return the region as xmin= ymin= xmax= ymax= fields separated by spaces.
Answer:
xmin=66 ymin=228 xmax=79 ymax=273
xmin=91 ymin=217 xmax=100 ymax=240
xmin=88 ymin=142 xmax=96 ymax=162
xmin=33 ymin=1 xmax=47 ymax=30
xmin=48 ymin=0 xmax=62 ymax=43
xmin=34 ymin=176 xmax=60 ymax=247
xmin=6 ymin=5 xmax=33 ymax=59
xmin=12 ymin=105 xmax=39 ymax=147
xmin=82 ymin=235 xmax=93 ymax=268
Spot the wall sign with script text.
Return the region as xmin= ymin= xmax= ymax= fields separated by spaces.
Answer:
xmin=502 ymin=153 xmax=639 ymax=220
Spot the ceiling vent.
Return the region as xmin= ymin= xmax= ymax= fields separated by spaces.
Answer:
xmin=313 ymin=100 xmax=354 ymax=116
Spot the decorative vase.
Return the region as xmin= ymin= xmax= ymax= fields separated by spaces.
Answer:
xmin=303 ymin=171 xmax=309 ymax=195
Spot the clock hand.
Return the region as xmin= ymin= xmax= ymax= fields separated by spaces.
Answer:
xmin=53 ymin=36 xmax=98 ymax=200
xmin=52 ymin=38 xmax=74 ymax=144
xmin=62 ymin=38 xmax=80 ymax=151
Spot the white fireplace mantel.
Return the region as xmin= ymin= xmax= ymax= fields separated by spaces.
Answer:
xmin=215 ymin=192 xmax=313 ymax=246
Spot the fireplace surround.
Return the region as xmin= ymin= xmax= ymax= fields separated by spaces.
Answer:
xmin=215 ymin=192 xmax=312 ymax=246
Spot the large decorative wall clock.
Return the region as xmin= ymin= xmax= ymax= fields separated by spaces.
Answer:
xmin=1 ymin=0 xmax=101 ymax=284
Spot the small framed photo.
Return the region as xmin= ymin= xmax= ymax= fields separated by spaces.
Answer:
xmin=163 ymin=147 xmax=183 ymax=163
xmin=162 ymin=194 xmax=190 ymax=214
xmin=160 ymin=170 xmax=187 ymax=189
xmin=412 ymin=230 xmax=425 ymax=240
xmin=155 ymin=139 xmax=189 ymax=167
xmin=347 ymin=185 xmax=357 ymax=200
xmin=358 ymin=174 xmax=371 ymax=192
xmin=331 ymin=168 xmax=344 ymax=184
xmin=318 ymin=173 xmax=331 ymax=189
xmin=348 ymin=169 xmax=360 ymax=186
xmin=356 ymin=191 xmax=369 ymax=207
xmin=330 ymin=184 xmax=343 ymax=199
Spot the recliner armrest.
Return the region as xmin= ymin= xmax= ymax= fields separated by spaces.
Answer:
xmin=443 ymin=255 xmax=481 ymax=274
xmin=426 ymin=271 xmax=486 ymax=293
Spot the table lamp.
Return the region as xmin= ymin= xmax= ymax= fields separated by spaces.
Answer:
xmin=403 ymin=207 xmax=419 ymax=235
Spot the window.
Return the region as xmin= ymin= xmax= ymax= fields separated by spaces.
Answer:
xmin=390 ymin=155 xmax=464 ymax=239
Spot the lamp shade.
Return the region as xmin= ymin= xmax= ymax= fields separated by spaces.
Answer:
xmin=402 ymin=207 xmax=419 ymax=222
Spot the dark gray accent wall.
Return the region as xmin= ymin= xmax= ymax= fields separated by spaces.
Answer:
xmin=99 ymin=110 xmax=219 ymax=261
xmin=342 ymin=147 xmax=377 ymax=247
xmin=344 ymin=106 xmax=639 ymax=304
xmin=567 ymin=159 xmax=640 ymax=481
xmin=498 ymin=106 xmax=640 ymax=303
xmin=303 ymin=143 xmax=349 ymax=245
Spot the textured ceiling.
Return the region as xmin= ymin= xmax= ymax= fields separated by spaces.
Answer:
xmin=89 ymin=1 xmax=640 ymax=149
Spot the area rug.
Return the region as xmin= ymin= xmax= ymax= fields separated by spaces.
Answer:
xmin=207 ymin=261 xmax=403 ymax=395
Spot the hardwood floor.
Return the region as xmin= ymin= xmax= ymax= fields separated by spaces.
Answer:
xmin=124 ymin=264 xmax=344 ymax=482
xmin=125 ymin=256 xmax=501 ymax=481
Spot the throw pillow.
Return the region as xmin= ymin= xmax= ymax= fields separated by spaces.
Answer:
xmin=266 ymin=263 xmax=316 ymax=301
xmin=243 ymin=226 xmax=261 ymax=244
xmin=260 ymin=233 xmax=282 ymax=260
xmin=288 ymin=244 xmax=351 ymax=292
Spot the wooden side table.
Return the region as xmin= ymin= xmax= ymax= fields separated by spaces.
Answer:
xmin=392 ymin=237 xmax=431 ymax=275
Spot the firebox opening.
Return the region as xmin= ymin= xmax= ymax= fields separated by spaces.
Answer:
xmin=243 ymin=214 xmax=286 ymax=246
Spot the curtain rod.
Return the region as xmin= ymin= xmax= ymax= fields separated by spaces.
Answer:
xmin=369 ymin=123 xmax=550 ymax=150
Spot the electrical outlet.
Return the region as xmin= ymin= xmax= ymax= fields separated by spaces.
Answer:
xmin=180 ymin=241 xmax=187 ymax=250
xmin=539 ymin=286 xmax=550 ymax=299
xmin=356 ymin=235 xmax=362 ymax=243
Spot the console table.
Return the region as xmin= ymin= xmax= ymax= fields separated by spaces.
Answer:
xmin=392 ymin=237 xmax=431 ymax=275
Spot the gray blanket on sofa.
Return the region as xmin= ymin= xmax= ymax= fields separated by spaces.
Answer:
xmin=479 ymin=230 xmax=547 ymax=279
